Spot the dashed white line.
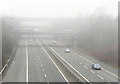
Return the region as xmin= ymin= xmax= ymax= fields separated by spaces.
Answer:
xmin=50 ymin=47 xmax=90 ymax=82
xmin=41 ymin=47 xmax=69 ymax=82
xmin=43 ymin=69 xmax=44 ymax=71
xmin=41 ymin=65 xmax=43 ymax=67
xmin=80 ymin=63 xmax=82 ymax=64
xmin=90 ymin=70 xmax=95 ymax=74
xmin=72 ymin=51 xmax=119 ymax=79
xmin=84 ymin=66 xmax=89 ymax=69
xmin=97 ymin=75 xmax=104 ymax=80
xmin=39 ymin=58 xmax=40 ymax=60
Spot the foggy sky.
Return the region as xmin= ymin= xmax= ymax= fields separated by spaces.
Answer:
xmin=0 ymin=0 xmax=119 ymax=18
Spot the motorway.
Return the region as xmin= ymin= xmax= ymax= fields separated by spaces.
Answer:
xmin=2 ymin=35 xmax=119 ymax=83
xmin=3 ymin=35 xmax=67 ymax=82
xmin=43 ymin=38 xmax=119 ymax=83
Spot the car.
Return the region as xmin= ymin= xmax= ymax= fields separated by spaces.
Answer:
xmin=65 ymin=48 xmax=70 ymax=53
xmin=92 ymin=64 xmax=101 ymax=70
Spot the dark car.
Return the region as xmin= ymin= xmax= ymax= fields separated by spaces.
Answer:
xmin=92 ymin=64 xmax=101 ymax=70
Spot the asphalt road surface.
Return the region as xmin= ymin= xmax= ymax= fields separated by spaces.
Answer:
xmin=3 ymin=35 xmax=67 ymax=82
xmin=2 ymin=35 xmax=119 ymax=83
xmin=42 ymin=38 xmax=119 ymax=83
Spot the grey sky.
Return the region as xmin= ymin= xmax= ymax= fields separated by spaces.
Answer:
xmin=0 ymin=0 xmax=119 ymax=18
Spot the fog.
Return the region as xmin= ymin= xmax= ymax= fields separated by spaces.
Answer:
xmin=2 ymin=16 xmax=20 ymax=69
xmin=1 ymin=0 xmax=118 ymax=18
xmin=50 ymin=13 xmax=118 ymax=66
xmin=0 ymin=0 xmax=119 ymax=76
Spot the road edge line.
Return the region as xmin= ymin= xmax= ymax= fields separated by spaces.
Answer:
xmin=26 ymin=41 xmax=28 ymax=83
xmin=41 ymin=47 xmax=69 ymax=83
xmin=50 ymin=47 xmax=90 ymax=83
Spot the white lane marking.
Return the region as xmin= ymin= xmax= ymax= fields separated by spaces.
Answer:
xmin=84 ymin=66 xmax=89 ymax=69
xmin=72 ymin=51 xmax=93 ymax=63
xmin=37 ymin=56 xmax=39 ymax=57
xmin=50 ymin=47 xmax=90 ymax=82
xmin=45 ymin=74 xmax=47 ymax=77
xmin=47 ymin=81 xmax=49 ymax=84
xmin=80 ymin=63 xmax=82 ymax=64
xmin=90 ymin=70 xmax=95 ymax=74
xmin=97 ymin=75 xmax=104 ymax=80
xmin=41 ymin=47 xmax=69 ymax=82
xmin=0 ymin=48 xmax=16 ymax=76
xmin=106 ymin=81 xmax=111 ymax=84
xmin=41 ymin=65 xmax=43 ymax=67
xmin=26 ymin=42 xmax=28 ymax=83
xmin=43 ymin=69 xmax=44 ymax=71
xmin=71 ymin=51 xmax=119 ymax=79
xmin=0 ymin=64 xmax=7 ymax=75
xmin=7 ymin=57 xmax=11 ymax=64
xmin=6 ymin=64 xmax=8 ymax=67
xmin=39 ymin=58 xmax=40 ymax=60
xmin=102 ymin=68 xmax=119 ymax=79
xmin=11 ymin=48 xmax=16 ymax=56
